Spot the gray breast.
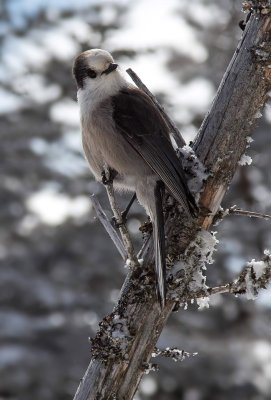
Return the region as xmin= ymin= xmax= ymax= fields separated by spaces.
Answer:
xmin=81 ymin=98 xmax=152 ymax=184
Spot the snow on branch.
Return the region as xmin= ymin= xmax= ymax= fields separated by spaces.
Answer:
xmin=169 ymin=230 xmax=219 ymax=310
xmin=143 ymin=348 xmax=198 ymax=375
xmin=213 ymin=206 xmax=271 ymax=225
xmin=185 ymin=251 xmax=271 ymax=302
xmin=243 ymin=1 xmax=271 ymax=14
xmin=152 ymin=347 xmax=198 ymax=363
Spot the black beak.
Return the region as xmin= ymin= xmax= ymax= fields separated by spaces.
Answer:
xmin=102 ymin=63 xmax=118 ymax=75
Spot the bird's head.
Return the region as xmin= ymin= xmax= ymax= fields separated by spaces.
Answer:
xmin=72 ymin=49 xmax=119 ymax=91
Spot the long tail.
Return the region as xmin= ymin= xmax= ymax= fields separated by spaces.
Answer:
xmin=153 ymin=182 xmax=166 ymax=308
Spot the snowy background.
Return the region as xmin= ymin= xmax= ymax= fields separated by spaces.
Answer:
xmin=1 ymin=0 xmax=271 ymax=399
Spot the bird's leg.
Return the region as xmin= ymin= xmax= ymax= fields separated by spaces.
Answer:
xmin=112 ymin=193 xmax=137 ymax=228
xmin=102 ymin=166 xmax=139 ymax=267
xmin=122 ymin=193 xmax=137 ymax=222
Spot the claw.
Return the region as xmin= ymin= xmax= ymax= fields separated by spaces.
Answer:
xmin=101 ymin=168 xmax=117 ymax=185
xmin=111 ymin=216 xmax=124 ymax=228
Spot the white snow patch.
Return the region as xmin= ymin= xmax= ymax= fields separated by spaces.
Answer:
xmin=245 ymin=272 xmax=257 ymax=300
xmin=246 ymin=136 xmax=254 ymax=143
xmin=219 ymin=206 xmax=229 ymax=218
xmin=188 ymin=231 xmax=219 ymax=308
xmin=124 ymin=259 xmax=132 ymax=268
xmin=170 ymin=230 xmax=218 ymax=308
xmin=197 ymin=297 xmax=210 ymax=310
xmin=143 ymin=364 xmax=158 ymax=375
xmin=192 ymin=230 xmax=219 ymax=265
xmin=238 ymin=154 xmax=252 ymax=166
xmin=254 ymin=110 xmax=263 ymax=119
xmin=179 ymin=145 xmax=209 ymax=200
xmin=247 ymin=260 xmax=266 ymax=279
xmin=153 ymin=347 xmax=198 ymax=362
xmin=244 ymin=253 xmax=270 ymax=301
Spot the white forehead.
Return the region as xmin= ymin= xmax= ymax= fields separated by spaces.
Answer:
xmin=83 ymin=49 xmax=114 ymax=71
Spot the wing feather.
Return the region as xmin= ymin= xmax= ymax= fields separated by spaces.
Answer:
xmin=112 ymin=88 xmax=198 ymax=216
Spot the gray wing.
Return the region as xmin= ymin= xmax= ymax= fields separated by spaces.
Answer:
xmin=112 ymin=88 xmax=198 ymax=217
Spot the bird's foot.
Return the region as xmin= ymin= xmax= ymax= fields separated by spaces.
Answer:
xmin=111 ymin=193 xmax=137 ymax=229
xmin=139 ymin=219 xmax=153 ymax=234
xmin=111 ymin=214 xmax=127 ymax=228
xmin=101 ymin=168 xmax=117 ymax=185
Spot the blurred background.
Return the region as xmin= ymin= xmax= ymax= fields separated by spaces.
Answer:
xmin=1 ymin=0 xmax=271 ymax=399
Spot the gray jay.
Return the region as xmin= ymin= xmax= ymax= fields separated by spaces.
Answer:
xmin=73 ymin=49 xmax=198 ymax=307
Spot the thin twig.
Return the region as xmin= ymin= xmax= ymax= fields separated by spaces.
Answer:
xmin=137 ymin=234 xmax=151 ymax=259
xmin=126 ymin=68 xmax=186 ymax=148
xmin=213 ymin=206 xmax=271 ymax=225
xmin=185 ymin=253 xmax=271 ymax=301
xmin=104 ymin=167 xmax=139 ymax=267
xmin=228 ymin=206 xmax=271 ymax=220
xmin=90 ymin=194 xmax=127 ymax=260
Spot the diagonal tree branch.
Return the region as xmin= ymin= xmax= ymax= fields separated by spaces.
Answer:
xmin=90 ymin=194 xmax=127 ymax=260
xmin=73 ymin=8 xmax=271 ymax=400
xmin=228 ymin=206 xmax=271 ymax=220
xmin=213 ymin=205 xmax=271 ymax=224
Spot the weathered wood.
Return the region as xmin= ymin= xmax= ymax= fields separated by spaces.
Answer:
xmin=194 ymin=13 xmax=271 ymax=229
xmin=74 ymin=10 xmax=271 ymax=400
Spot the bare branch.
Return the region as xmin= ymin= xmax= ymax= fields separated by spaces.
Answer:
xmin=228 ymin=206 xmax=271 ymax=220
xmin=90 ymin=194 xmax=127 ymax=260
xmin=212 ymin=205 xmax=271 ymax=225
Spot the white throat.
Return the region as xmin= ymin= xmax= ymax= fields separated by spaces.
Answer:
xmin=77 ymin=70 xmax=129 ymax=115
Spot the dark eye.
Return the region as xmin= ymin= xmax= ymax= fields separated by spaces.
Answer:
xmin=87 ymin=69 xmax=97 ymax=79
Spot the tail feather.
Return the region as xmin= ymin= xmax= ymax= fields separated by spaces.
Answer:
xmin=153 ymin=182 xmax=166 ymax=308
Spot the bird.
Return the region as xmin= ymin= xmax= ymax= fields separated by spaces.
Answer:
xmin=72 ymin=49 xmax=198 ymax=307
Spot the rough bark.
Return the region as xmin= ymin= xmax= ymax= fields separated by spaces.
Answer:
xmin=73 ymin=10 xmax=271 ymax=400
